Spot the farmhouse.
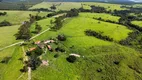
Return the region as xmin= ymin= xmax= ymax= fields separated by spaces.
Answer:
xmin=35 ymin=41 xmax=41 ymax=44
xmin=47 ymin=45 xmax=52 ymax=51
xmin=29 ymin=47 xmax=36 ymax=52
xmin=37 ymin=43 xmax=45 ymax=49
xmin=44 ymin=40 xmax=55 ymax=44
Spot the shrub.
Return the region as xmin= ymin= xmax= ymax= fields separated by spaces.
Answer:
xmin=20 ymin=66 xmax=28 ymax=72
xmin=113 ymin=61 xmax=120 ymax=65
xmin=66 ymin=9 xmax=79 ymax=17
xmin=0 ymin=20 xmax=11 ymax=27
xmin=34 ymin=47 xmax=43 ymax=56
xmin=66 ymin=55 xmax=76 ymax=63
xmin=55 ymin=47 xmax=65 ymax=52
xmin=57 ymin=34 xmax=66 ymax=41
xmin=54 ymin=54 xmax=59 ymax=58
xmin=1 ymin=57 xmax=12 ymax=64
xmin=85 ymin=29 xmax=113 ymax=41
xmin=96 ymin=68 xmax=102 ymax=72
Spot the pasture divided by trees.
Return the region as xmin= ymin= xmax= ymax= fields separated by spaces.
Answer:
xmin=0 ymin=1 xmax=142 ymax=80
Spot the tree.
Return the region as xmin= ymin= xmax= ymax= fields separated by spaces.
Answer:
xmin=20 ymin=3 xmax=27 ymax=10
xmin=57 ymin=34 xmax=66 ymax=41
xmin=35 ymin=22 xmax=42 ymax=33
xmin=0 ymin=20 xmax=11 ymax=27
xmin=34 ymin=47 xmax=43 ymax=56
xmin=66 ymin=55 xmax=77 ymax=63
xmin=15 ymin=21 xmax=31 ymax=40
xmin=50 ymin=5 xmax=56 ymax=10
xmin=66 ymin=9 xmax=79 ymax=17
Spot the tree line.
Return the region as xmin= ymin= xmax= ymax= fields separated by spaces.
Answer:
xmin=85 ymin=29 xmax=113 ymax=42
xmin=0 ymin=12 xmax=7 ymax=16
xmin=15 ymin=14 xmax=43 ymax=40
xmin=51 ymin=9 xmax=79 ymax=30
xmin=0 ymin=20 xmax=11 ymax=27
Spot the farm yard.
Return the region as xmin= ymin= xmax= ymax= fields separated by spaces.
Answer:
xmin=0 ymin=1 xmax=142 ymax=80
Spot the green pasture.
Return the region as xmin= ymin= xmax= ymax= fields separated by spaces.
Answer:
xmin=131 ymin=21 xmax=142 ymax=27
xmin=0 ymin=25 xmax=19 ymax=48
xmin=29 ymin=2 xmax=82 ymax=11
xmin=0 ymin=10 xmax=48 ymax=25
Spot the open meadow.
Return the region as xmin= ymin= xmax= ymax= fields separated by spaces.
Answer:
xmin=0 ymin=1 xmax=142 ymax=80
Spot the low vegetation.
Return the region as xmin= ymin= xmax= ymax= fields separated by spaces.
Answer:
xmin=1 ymin=1 xmax=142 ymax=80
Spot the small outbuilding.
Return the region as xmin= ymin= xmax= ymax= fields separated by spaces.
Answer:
xmin=69 ymin=54 xmax=81 ymax=57
xmin=35 ymin=41 xmax=41 ymax=44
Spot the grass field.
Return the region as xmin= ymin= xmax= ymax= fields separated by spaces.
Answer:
xmin=0 ymin=46 xmax=27 ymax=80
xmin=0 ymin=2 xmax=142 ymax=80
xmin=131 ymin=21 xmax=142 ymax=27
xmin=30 ymin=2 xmax=127 ymax=12
xmin=82 ymin=2 xmax=127 ymax=11
xmin=79 ymin=12 xmax=120 ymax=22
xmin=0 ymin=10 xmax=48 ymax=25
xmin=28 ymin=13 xmax=142 ymax=80
xmin=0 ymin=25 xmax=19 ymax=48
xmin=29 ymin=2 xmax=82 ymax=11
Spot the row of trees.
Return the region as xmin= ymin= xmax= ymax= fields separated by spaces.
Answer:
xmin=15 ymin=21 xmax=31 ymax=40
xmin=0 ymin=20 xmax=11 ymax=27
xmin=119 ymin=31 xmax=140 ymax=45
xmin=66 ymin=9 xmax=79 ymax=17
xmin=15 ymin=14 xmax=44 ymax=40
xmin=85 ymin=29 xmax=113 ymax=41
xmin=51 ymin=15 xmax=66 ymax=30
xmin=0 ymin=12 xmax=7 ymax=16
xmin=34 ymin=22 xmax=42 ymax=33
xmin=91 ymin=5 xmax=107 ymax=13
xmin=47 ymin=11 xmax=66 ymax=17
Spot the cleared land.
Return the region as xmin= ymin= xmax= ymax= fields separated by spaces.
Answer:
xmin=0 ymin=46 xmax=27 ymax=80
xmin=79 ymin=12 xmax=120 ymax=22
xmin=29 ymin=2 xmax=82 ymax=11
xmin=0 ymin=10 xmax=48 ymax=25
xmin=0 ymin=11 xmax=49 ymax=48
xmin=0 ymin=25 xmax=19 ymax=48
xmin=82 ymin=2 xmax=127 ymax=11
xmin=0 ymin=2 xmax=142 ymax=80
xmin=29 ymin=14 xmax=142 ymax=80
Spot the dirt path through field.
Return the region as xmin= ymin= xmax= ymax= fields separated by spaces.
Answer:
xmin=0 ymin=28 xmax=50 ymax=51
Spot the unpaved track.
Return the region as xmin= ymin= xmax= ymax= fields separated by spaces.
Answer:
xmin=28 ymin=67 xmax=31 ymax=80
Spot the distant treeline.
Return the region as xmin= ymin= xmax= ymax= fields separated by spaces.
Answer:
xmin=29 ymin=8 xmax=52 ymax=12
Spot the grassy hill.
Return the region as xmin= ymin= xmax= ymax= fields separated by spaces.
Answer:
xmin=0 ymin=10 xmax=48 ymax=48
xmin=0 ymin=1 xmax=142 ymax=80
xmin=131 ymin=21 xmax=142 ymax=28
xmin=0 ymin=10 xmax=47 ymax=25
xmin=29 ymin=2 xmax=82 ymax=11
xmin=30 ymin=2 xmax=128 ymax=11
xmin=28 ymin=13 xmax=142 ymax=80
